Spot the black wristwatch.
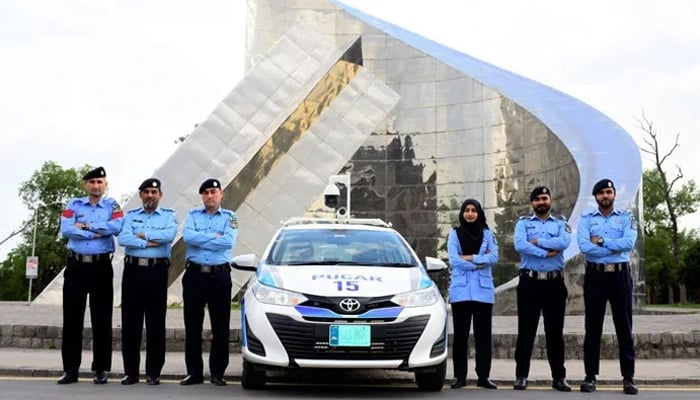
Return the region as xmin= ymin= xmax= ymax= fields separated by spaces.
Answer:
xmin=596 ymin=237 xmax=604 ymax=246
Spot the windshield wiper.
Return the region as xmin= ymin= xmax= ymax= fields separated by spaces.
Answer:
xmin=284 ymin=261 xmax=363 ymax=266
xmin=371 ymin=262 xmax=416 ymax=267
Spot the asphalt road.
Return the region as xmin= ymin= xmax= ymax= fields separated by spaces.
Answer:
xmin=0 ymin=378 xmax=699 ymax=400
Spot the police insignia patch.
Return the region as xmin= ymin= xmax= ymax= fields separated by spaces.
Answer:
xmin=111 ymin=201 xmax=124 ymax=219
xmin=229 ymin=215 xmax=238 ymax=229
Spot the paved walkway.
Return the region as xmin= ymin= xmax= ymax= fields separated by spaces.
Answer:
xmin=0 ymin=302 xmax=698 ymax=385
xmin=2 ymin=302 xmax=699 ymax=334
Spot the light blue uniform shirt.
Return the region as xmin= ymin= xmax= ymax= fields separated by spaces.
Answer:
xmin=514 ymin=214 xmax=571 ymax=272
xmin=447 ymin=228 xmax=499 ymax=304
xmin=60 ymin=196 xmax=124 ymax=254
xmin=118 ymin=207 xmax=178 ymax=258
xmin=183 ymin=206 xmax=238 ymax=265
xmin=577 ymin=208 xmax=637 ymax=263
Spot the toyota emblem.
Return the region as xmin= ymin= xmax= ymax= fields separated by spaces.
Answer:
xmin=338 ymin=298 xmax=361 ymax=312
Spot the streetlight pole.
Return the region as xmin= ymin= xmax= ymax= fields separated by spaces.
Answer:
xmin=26 ymin=200 xmax=63 ymax=304
xmin=27 ymin=208 xmax=39 ymax=303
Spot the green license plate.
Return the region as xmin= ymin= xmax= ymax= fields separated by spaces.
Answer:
xmin=329 ymin=324 xmax=371 ymax=347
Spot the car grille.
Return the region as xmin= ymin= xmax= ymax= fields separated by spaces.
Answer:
xmin=244 ymin=316 xmax=266 ymax=356
xmin=266 ymin=313 xmax=430 ymax=363
xmin=300 ymin=294 xmax=396 ymax=316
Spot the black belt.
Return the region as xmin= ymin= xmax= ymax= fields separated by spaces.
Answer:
xmin=520 ymin=269 xmax=563 ymax=280
xmin=69 ymin=251 xmax=112 ymax=263
xmin=586 ymin=262 xmax=629 ymax=272
xmin=125 ymin=255 xmax=169 ymax=267
xmin=186 ymin=261 xmax=231 ymax=273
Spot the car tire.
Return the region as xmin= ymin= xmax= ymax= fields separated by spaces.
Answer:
xmin=241 ymin=359 xmax=266 ymax=390
xmin=414 ymin=360 xmax=446 ymax=391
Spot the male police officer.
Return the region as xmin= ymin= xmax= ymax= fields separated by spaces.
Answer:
xmin=512 ymin=186 xmax=572 ymax=392
xmin=118 ymin=178 xmax=177 ymax=385
xmin=577 ymin=178 xmax=638 ymax=395
xmin=58 ymin=166 xmax=124 ymax=384
xmin=180 ymin=178 xmax=238 ymax=386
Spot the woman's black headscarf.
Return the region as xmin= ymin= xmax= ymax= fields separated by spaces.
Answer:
xmin=456 ymin=198 xmax=489 ymax=255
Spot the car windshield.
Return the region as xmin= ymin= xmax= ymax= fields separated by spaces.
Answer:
xmin=266 ymin=228 xmax=418 ymax=266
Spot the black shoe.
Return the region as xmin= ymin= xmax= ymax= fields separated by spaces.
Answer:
xmin=93 ymin=370 xmax=108 ymax=384
xmin=580 ymin=376 xmax=597 ymax=393
xmin=210 ymin=375 xmax=227 ymax=386
xmin=180 ymin=375 xmax=204 ymax=385
xmin=623 ymin=378 xmax=638 ymax=395
xmin=513 ymin=377 xmax=527 ymax=390
xmin=477 ymin=378 xmax=498 ymax=389
xmin=552 ymin=378 xmax=572 ymax=392
xmin=57 ymin=371 xmax=78 ymax=384
xmin=146 ymin=375 xmax=160 ymax=386
xmin=120 ymin=375 xmax=139 ymax=385
xmin=450 ymin=379 xmax=467 ymax=389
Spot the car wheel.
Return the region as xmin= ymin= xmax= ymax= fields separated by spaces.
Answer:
xmin=241 ymin=359 xmax=266 ymax=390
xmin=414 ymin=360 xmax=446 ymax=391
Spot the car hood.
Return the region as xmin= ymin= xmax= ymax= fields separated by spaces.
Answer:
xmin=257 ymin=264 xmax=430 ymax=297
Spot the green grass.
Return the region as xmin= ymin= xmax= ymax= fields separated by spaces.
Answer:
xmin=646 ymin=302 xmax=700 ymax=309
xmin=167 ymin=302 xmax=241 ymax=310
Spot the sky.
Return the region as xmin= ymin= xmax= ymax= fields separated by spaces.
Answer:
xmin=0 ymin=0 xmax=699 ymax=260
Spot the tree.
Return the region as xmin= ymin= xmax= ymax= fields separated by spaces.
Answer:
xmin=0 ymin=161 xmax=91 ymax=300
xmin=682 ymin=237 xmax=700 ymax=303
xmin=639 ymin=114 xmax=700 ymax=303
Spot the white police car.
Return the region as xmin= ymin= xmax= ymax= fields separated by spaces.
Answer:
xmin=232 ymin=217 xmax=448 ymax=391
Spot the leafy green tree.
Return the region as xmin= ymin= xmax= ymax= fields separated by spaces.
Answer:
xmin=682 ymin=236 xmax=700 ymax=303
xmin=0 ymin=161 xmax=91 ymax=300
xmin=639 ymin=114 xmax=700 ymax=303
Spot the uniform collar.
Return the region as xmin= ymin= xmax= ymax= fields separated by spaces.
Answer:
xmin=136 ymin=206 xmax=163 ymax=215
xmin=79 ymin=196 xmax=106 ymax=207
xmin=197 ymin=206 xmax=223 ymax=215
xmin=592 ymin=208 xmax=621 ymax=217
xmin=528 ymin=213 xmax=555 ymax=221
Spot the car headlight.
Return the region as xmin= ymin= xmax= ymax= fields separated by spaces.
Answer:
xmin=391 ymin=286 xmax=440 ymax=307
xmin=251 ymin=281 xmax=308 ymax=306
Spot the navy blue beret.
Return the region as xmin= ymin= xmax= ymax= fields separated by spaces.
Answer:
xmin=592 ymin=178 xmax=615 ymax=195
xmin=82 ymin=166 xmax=106 ymax=180
xmin=529 ymin=186 xmax=551 ymax=201
xmin=199 ymin=178 xmax=222 ymax=194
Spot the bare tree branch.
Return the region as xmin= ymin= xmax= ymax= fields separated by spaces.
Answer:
xmin=0 ymin=221 xmax=30 ymax=247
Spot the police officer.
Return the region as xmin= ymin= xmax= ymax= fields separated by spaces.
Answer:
xmin=512 ymin=186 xmax=571 ymax=392
xmin=577 ymin=178 xmax=638 ymax=395
xmin=117 ymin=178 xmax=177 ymax=385
xmin=447 ymin=199 xmax=499 ymax=390
xmin=58 ymin=166 xmax=124 ymax=384
xmin=180 ymin=178 xmax=238 ymax=386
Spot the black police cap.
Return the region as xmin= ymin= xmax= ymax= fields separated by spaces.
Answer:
xmin=199 ymin=178 xmax=222 ymax=194
xmin=592 ymin=178 xmax=615 ymax=195
xmin=530 ymin=186 xmax=551 ymax=201
xmin=82 ymin=166 xmax=106 ymax=180
xmin=138 ymin=178 xmax=161 ymax=191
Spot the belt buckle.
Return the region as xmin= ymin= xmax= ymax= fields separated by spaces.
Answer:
xmin=537 ymin=272 xmax=548 ymax=280
xmin=201 ymin=265 xmax=212 ymax=273
xmin=137 ymin=258 xmax=149 ymax=267
xmin=604 ymin=264 xmax=615 ymax=272
xmin=83 ymin=255 xmax=93 ymax=263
